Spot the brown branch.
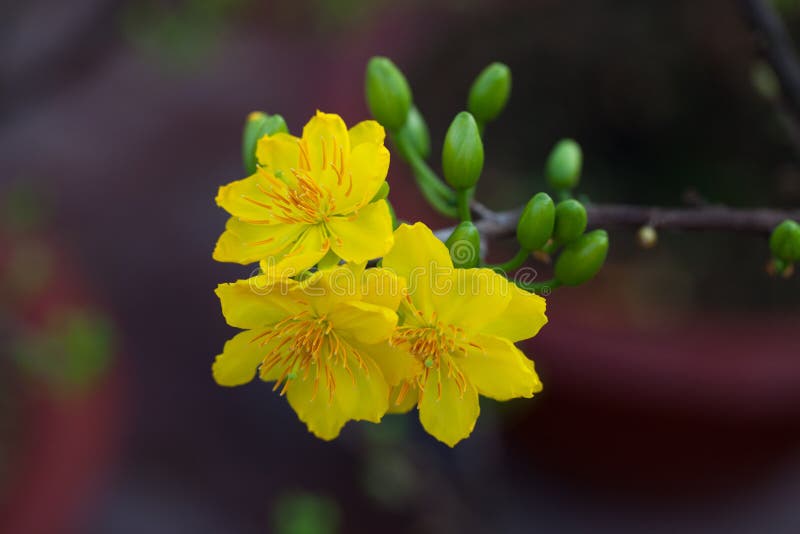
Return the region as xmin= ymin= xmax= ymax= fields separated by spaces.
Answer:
xmin=461 ymin=202 xmax=800 ymax=240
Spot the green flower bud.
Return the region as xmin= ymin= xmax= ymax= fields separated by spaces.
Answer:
xmin=242 ymin=112 xmax=288 ymax=174
xmin=446 ymin=221 xmax=481 ymax=268
xmin=395 ymin=106 xmax=431 ymax=160
xmin=769 ymin=219 xmax=800 ymax=262
xmin=365 ymin=57 xmax=412 ymax=131
xmin=516 ymin=192 xmax=555 ymax=251
xmin=546 ymin=139 xmax=582 ymax=191
xmin=370 ymin=182 xmax=390 ymax=202
xmin=553 ymin=199 xmax=587 ymax=244
xmin=467 ymin=62 xmax=512 ymax=124
xmin=554 ymin=229 xmax=609 ymax=286
xmin=442 ymin=112 xmax=484 ymax=190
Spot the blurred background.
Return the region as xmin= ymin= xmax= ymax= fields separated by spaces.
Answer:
xmin=2 ymin=0 xmax=800 ymax=532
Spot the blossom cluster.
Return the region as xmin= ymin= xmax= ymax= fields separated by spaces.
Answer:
xmin=211 ymin=111 xmax=547 ymax=446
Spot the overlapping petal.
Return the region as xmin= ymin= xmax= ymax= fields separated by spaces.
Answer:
xmin=418 ymin=370 xmax=480 ymax=447
xmin=457 ymin=334 xmax=542 ymax=401
xmin=328 ymin=201 xmax=394 ymax=263
xmin=381 ymin=223 xmax=453 ymax=317
xmin=285 ymin=357 xmax=388 ymax=440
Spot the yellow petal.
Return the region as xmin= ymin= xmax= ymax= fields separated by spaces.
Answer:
xmin=418 ymin=368 xmax=480 ymax=447
xmin=268 ymin=225 xmax=329 ymax=276
xmin=361 ymin=341 xmax=422 ymax=386
xmin=431 ymin=268 xmax=512 ymax=332
xmin=360 ymin=267 xmax=405 ymax=310
xmin=256 ymin=132 xmax=302 ymax=180
xmin=348 ymin=120 xmax=385 ymax=147
xmin=212 ymin=330 xmax=276 ymax=386
xmin=483 ymin=284 xmax=548 ymax=342
xmin=213 ymin=217 xmax=303 ymax=265
xmin=215 ymin=277 xmax=303 ymax=329
xmin=328 ymin=142 xmax=390 ymax=213
xmin=301 ymin=111 xmax=350 ymax=174
xmin=329 ymin=301 xmax=397 ymax=344
xmin=388 ymin=382 xmax=419 ymax=413
xmin=457 ymin=334 xmax=542 ymax=401
xmin=215 ymin=173 xmax=276 ymax=219
xmin=381 ymin=223 xmax=453 ymax=317
xmin=285 ymin=356 xmax=389 ymax=440
xmin=327 ymin=201 xmax=394 ymax=263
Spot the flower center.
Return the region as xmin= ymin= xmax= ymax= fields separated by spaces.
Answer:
xmin=256 ymin=311 xmax=366 ymax=401
xmin=239 ymin=137 xmax=355 ymax=227
xmin=391 ymin=317 xmax=469 ymax=401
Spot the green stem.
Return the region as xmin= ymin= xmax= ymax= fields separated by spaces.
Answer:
xmin=392 ymin=132 xmax=458 ymax=217
xmin=541 ymin=240 xmax=559 ymax=255
xmin=487 ymin=248 xmax=530 ymax=274
xmin=456 ymin=189 xmax=472 ymax=222
xmin=557 ymin=189 xmax=573 ymax=202
xmin=515 ymin=278 xmax=562 ymax=294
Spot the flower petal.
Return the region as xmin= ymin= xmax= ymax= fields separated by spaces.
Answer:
xmin=330 ymin=142 xmax=390 ymax=213
xmin=213 ymin=217 xmax=303 ymax=265
xmin=361 ymin=341 xmax=422 ymax=386
xmin=301 ymin=111 xmax=351 ymax=174
xmin=381 ymin=223 xmax=453 ymax=318
xmin=212 ymin=330 xmax=277 ymax=387
xmin=388 ymin=383 xmax=419 ymax=414
xmin=482 ymin=284 xmax=548 ymax=342
xmin=268 ymin=225 xmax=330 ymax=276
xmin=348 ymin=120 xmax=385 ymax=147
xmin=418 ymin=368 xmax=480 ymax=447
xmin=327 ymin=201 xmax=394 ymax=263
xmin=329 ymin=301 xmax=397 ymax=344
xmin=215 ymin=172 xmax=277 ymax=219
xmin=457 ymin=334 xmax=542 ymax=401
xmin=431 ymin=268 xmax=512 ymax=331
xmin=360 ymin=267 xmax=405 ymax=310
xmin=256 ymin=132 xmax=303 ymax=180
xmin=215 ymin=277 xmax=304 ymax=329
xmin=285 ymin=356 xmax=389 ymax=440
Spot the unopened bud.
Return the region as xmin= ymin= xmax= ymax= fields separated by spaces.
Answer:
xmin=442 ymin=112 xmax=484 ymax=190
xmin=516 ymin=193 xmax=555 ymax=251
xmin=445 ymin=221 xmax=481 ymax=268
xmin=242 ymin=112 xmax=288 ymax=174
xmin=554 ymin=229 xmax=609 ymax=286
xmin=553 ymin=199 xmax=587 ymax=244
xmin=770 ymin=219 xmax=800 ymax=263
xmin=365 ymin=57 xmax=412 ymax=131
xmin=546 ymin=139 xmax=582 ymax=191
xmin=467 ymin=62 xmax=511 ymax=124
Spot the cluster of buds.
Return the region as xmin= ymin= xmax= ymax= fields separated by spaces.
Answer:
xmin=364 ymin=57 xmax=609 ymax=291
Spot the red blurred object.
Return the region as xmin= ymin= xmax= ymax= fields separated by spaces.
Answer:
xmin=508 ymin=284 xmax=800 ymax=495
xmin=0 ymin=233 xmax=124 ymax=534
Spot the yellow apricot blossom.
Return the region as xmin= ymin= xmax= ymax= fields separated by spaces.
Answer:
xmin=383 ymin=223 xmax=547 ymax=447
xmin=213 ymin=111 xmax=394 ymax=276
xmin=212 ymin=263 xmax=418 ymax=440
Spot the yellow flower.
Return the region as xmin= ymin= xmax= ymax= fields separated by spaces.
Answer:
xmin=213 ymin=111 xmax=394 ymax=276
xmin=212 ymin=263 xmax=417 ymax=440
xmin=382 ymin=223 xmax=547 ymax=447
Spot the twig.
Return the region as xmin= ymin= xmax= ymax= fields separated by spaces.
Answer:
xmin=739 ymin=0 xmax=800 ymax=122
xmin=454 ymin=201 xmax=800 ymax=240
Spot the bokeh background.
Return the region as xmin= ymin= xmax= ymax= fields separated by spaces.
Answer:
xmin=3 ymin=1 xmax=800 ymax=533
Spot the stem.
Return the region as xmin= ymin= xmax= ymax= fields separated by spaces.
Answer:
xmin=487 ymin=248 xmax=530 ymax=274
xmin=456 ymin=189 xmax=472 ymax=222
xmin=515 ymin=278 xmax=562 ymax=294
xmin=447 ymin=202 xmax=800 ymax=240
xmin=392 ymin=132 xmax=457 ymax=217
